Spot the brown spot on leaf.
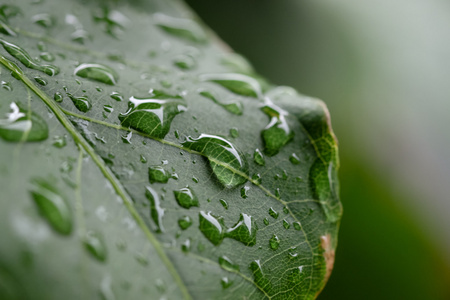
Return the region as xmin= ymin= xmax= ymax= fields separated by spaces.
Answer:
xmin=315 ymin=233 xmax=335 ymax=298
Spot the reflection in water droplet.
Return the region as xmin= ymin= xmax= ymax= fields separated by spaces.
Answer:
xmin=249 ymin=260 xmax=272 ymax=293
xmin=0 ymin=39 xmax=59 ymax=76
xmin=178 ymin=215 xmax=192 ymax=230
xmin=253 ymin=149 xmax=265 ymax=166
xmin=221 ymin=277 xmax=233 ymax=289
xmin=29 ymin=178 xmax=72 ymax=235
xmin=0 ymin=102 xmax=48 ymax=142
xmin=32 ymin=13 xmax=54 ymax=28
xmin=67 ymin=93 xmax=92 ymax=112
xmin=74 ymin=63 xmax=118 ymax=85
xmin=200 ymin=73 xmax=262 ymax=98
xmin=268 ymin=207 xmax=279 ymax=219
xmin=199 ymin=90 xmax=243 ymax=115
xmin=174 ymin=187 xmax=199 ymax=209
xmin=83 ymin=230 xmax=107 ymax=262
xmin=119 ymin=90 xmax=187 ymax=139
xmin=154 ymin=13 xmax=207 ymax=44
xmin=148 ymin=165 xmax=171 ymax=184
xmin=199 ymin=211 xmax=224 ymax=245
xmin=261 ymin=101 xmax=294 ymax=156
xmin=34 ymin=76 xmax=47 ymax=86
xmin=145 ymin=187 xmax=165 ymax=233
xmin=219 ymin=256 xmax=240 ymax=272
xmin=182 ymin=134 xmax=249 ymax=188
xmin=269 ymin=234 xmax=280 ymax=250
xmin=226 ymin=213 xmax=257 ymax=246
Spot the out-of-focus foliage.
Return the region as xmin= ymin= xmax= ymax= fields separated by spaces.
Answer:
xmin=186 ymin=0 xmax=450 ymax=299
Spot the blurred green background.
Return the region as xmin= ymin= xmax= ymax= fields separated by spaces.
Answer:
xmin=185 ymin=0 xmax=450 ymax=299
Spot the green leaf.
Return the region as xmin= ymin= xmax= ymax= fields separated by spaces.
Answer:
xmin=0 ymin=0 xmax=341 ymax=299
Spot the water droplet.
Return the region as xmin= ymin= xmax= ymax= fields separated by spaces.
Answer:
xmin=52 ymin=135 xmax=66 ymax=148
xmin=0 ymin=39 xmax=59 ymax=76
xmin=135 ymin=253 xmax=149 ymax=266
xmin=182 ymin=134 xmax=249 ymax=188
xmin=269 ymin=234 xmax=280 ymax=250
xmin=148 ymin=165 xmax=171 ymax=184
xmin=121 ymin=131 xmax=132 ymax=144
xmin=53 ymin=92 xmax=63 ymax=102
xmin=221 ymin=277 xmax=233 ymax=289
xmin=1 ymin=80 xmax=12 ymax=91
xmin=93 ymin=8 xmax=129 ymax=38
xmin=253 ymin=149 xmax=265 ymax=166
xmin=178 ymin=216 xmax=192 ymax=230
xmin=229 ymin=127 xmax=239 ymax=138
xmin=0 ymin=19 xmax=16 ymax=36
xmin=67 ymin=93 xmax=92 ymax=112
xmin=174 ymin=187 xmax=199 ymax=209
xmin=110 ymin=91 xmax=123 ymax=101
xmin=275 ymin=188 xmax=281 ymax=198
xmin=268 ymin=207 xmax=279 ymax=219
xmin=83 ymin=230 xmax=107 ymax=262
xmin=200 ymin=73 xmax=262 ymax=98
xmin=219 ymin=199 xmax=228 ymax=209
xmin=118 ymin=90 xmax=187 ymax=139
xmin=74 ymin=63 xmax=118 ymax=85
xmin=199 ymin=211 xmax=224 ymax=245
xmin=181 ymin=238 xmax=191 ymax=253
xmin=0 ymin=102 xmax=48 ymax=142
xmin=173 ymin=54 xmax=196 ymax=70
xmin=103 ymin=105 xmax=113 ymax=114
xmin=140 ymin=155 xmax=147 ymax=163
xmin=263 ymin=218 xmax=269 ymax=226
xmin=261 ymin=102 xmax=294 ymax=156
xmin=34 ymin=76 xmax=47 ymax=86
xmin=0 ymin=5 xmax=21 ymax=21
xmin=251 ymin=173 xmax=262 ymax=185
xmin=289 ymin=153 xmax=301 ymax=165
xmin=219 ymin=256 xmax=240 ymax=272
xmin=283 ymin=206 xmax=289 ymax=214
xmin=29 ymin=178 xmax=72 ymax=235
xmin=39 ymin=52 xmax=55 ymax=62
xmin=226 ymin=213 xmax=257 ymax=246
xmin=192 ymin=176 xmax=199 ymax=183
xmin=32 ymin=13 xmax=54 ymax=28
xmin=249 ymin=260 xmax=272 ymax=293
xmin=154 ymin=13 xmax=207 ymax=44
xmin=199 ymin=90 xmax=243 ymax=115
xmin=145 ymin=187 xmax=165 ymax=233
xmin=294 ymin=220 xmax=303 ymax=231
xmin=283 ymin=219 xmax=290 ymax=229
xmin=240 ymin=186 xmax=250 ymax=199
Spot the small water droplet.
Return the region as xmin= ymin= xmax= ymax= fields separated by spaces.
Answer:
xmin=53 ymin=92 xmax=63 ymax=102
xmin=240 ymin=186 xmax=250 ymax=199
xmin=173 ymin=54 xmax=196 ymax=70
xmin=83 ymin=230 xmax=107 ymax=262
xmin=181 ymin=238 xmax=191 ymax=253
xmin=145 ymin=187 xmax=165 ymax=233
xmin=268 ymin=207 xmax=279 ymax=219
xmin=52 ymin=135 xmax=66 ymax=148
xmin=261 ymin=101 xmax=294 ymax=156
xmin=253 ymin=149 xmax=265 ymax=166
xmin=135 ymin=253 xmax=149 ymax=266
xmin=283 ymin=219 xmax=290 ymax=229
xmin=110 ymin=91 xmax=123 ymax=101
xmin=199 ymin=211 xmax=224 ymax=245
xmin=226 ymin=213 xmax=257 ymax=246
xmin=29 ymin=178 xmax=72 ymax=235
xmin=32 ymin=13 xmax=54 ymax=28
xmin=174 ymin=187 xmax=199 ymax=209
xmin=199 ymin=90 xmax=243 ymax=115
xmin=0 ymin=102 xmax=48 ymax=142
xmin=283 ymin=206 xmax=289 ymax=214
xmin=251 ymin=173 xmax=262 ymax=184
xmin=121 ymin=131 xmax=132 ymax=144
xmin=263 ymin=218 xmax=269 ymax=226
xmin=229 ymin=127 xmax=239 ymax=138
xmin=39 ymin=52 xmax=55 ymax=62
xmin=174 ymin=130 xmax=180 ymax=139
xmin=154 ymin=13 xmax=207 ymax=44
xmin=67 ymin=93 xmax=92 ymax=112
xmin=93 ymin=8 xmax=129 ymax=38
xmin=178 ymin=216 xmax=192 ymax=230
xmin=119 ymin=90 xmax=187 ymax=139
xmin=192 ymin=176 xmax=199 ymax=183
xmin=148 ymin=165 xmax=171 ymax=184
xmin=275 ymin=188 xmax=281 ymax=198
xmin=289 ymin=153 xmax=300 ymax=165
xmin=140 ymin=155 xmax=147 ymax=163
xmin=99 ymin=276 xmax=116 ymax=300
xmin=1 ymin=80 xmax=12 ymax=91
xmin=200 ymin=73 xmax=262 ymax=98
xmin=293 ymin=222 xmax=301 ymax=231
xmin=34 ymin=76 xmax=47 ymax=86
xmin=74 ymin=63 xmax=118 ymax=85
xmin=219 ymin=256 xmax=240 ymax=272
xmin=219 ymin=199 xmax=228 ymax=209
xmin=0 ymin=39 xmax=59 ymax=76
xmin=269 ymin=234 xmax=280 ymax=250
xmin=221 ymin=277 xmax=233 ymax=289
xmin=103 ymin=105 xmax=113 ymax=114
xmin=182 ymin=134 xmax=249 ymax=188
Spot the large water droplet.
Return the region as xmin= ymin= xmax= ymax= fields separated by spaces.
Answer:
xmin=29 ymin=179 xmax=72 ymax=235
xmin=199 ymin=73 xmax=262 ymax=98
xmin=83 ymin=230 xmax=107 ymax=262
xmin=261 ymin=101 xmax=294 ymax=156
xmin=174 ymin=187 xmax=199 ymax=209
xmin=218 ymin=256 xmax=240 ymax=272
xmin=74 ymin=63 xmax=118 ymax=85
xmin=67 ymin=93 xmax=92 ymax=112
xmin=225 ymin=213 xmax=257 ymax=246
xmin=154 ymin=13 xmax=207 ymax=44
xmin=182 ymin=134 xmax=249 ymax=188
xmin=145 ymin=187 xmax=165 ymax=233
xmin=118 ymin=90 xmax=187 ymax=139
xmin=178 ymin=215 xmax=192 ymax=230
xmin=199 ymin=211 xmax=224 ymax=245
xmin=269 ymin=234 xmax=280 ymax=250
xmin=0 ymin=39 xmax=59 ymax=76
xmin=148 ymin=165 xmax=171 ymax=184
xmin=199 ymin=90 xmax=243 ymax=115
xmin=249 ymin=260 xmax=272 ymax=293
xmin=0 ymin=102 xmax=48 ymax=142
